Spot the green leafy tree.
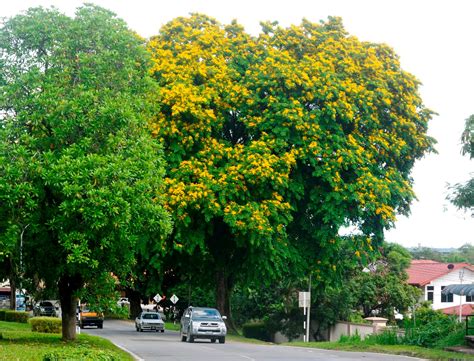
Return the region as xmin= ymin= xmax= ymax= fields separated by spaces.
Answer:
xmin=349 ymin=243 xmax=420 ymax=319
xmin=0 ymin=6 xmax=171 ymax=340
xmin=147 ymin=15 xmax=434 ymax=327
xmin=447 ymin=115 xmax=473 ymax=215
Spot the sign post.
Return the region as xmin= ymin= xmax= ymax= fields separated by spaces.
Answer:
xmin=298 ymin=291 xmax=311 ymax=342
xmin=298 ymin=274 xmax=312 ymax=343
xmin=153 ymin=293 xmax=162 ymax=303
xmin=170 ymin=294 xmax=179 ymax=304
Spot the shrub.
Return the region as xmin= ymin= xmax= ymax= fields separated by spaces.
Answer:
xmin=364 ymin=330 xmax=400 ymax=345
xmin=42 ymin=346 xmax=120 ymax=361
xmin=30 ymin=317 xmax=62 ymax=333
xmin=0 ymin=309 xmax=7 ymax=321
xmin=339 ymin=333 xmax=361 ymax=343
xmin=104 ymin=304 xmax=129 ymax=320
xmin=404 ymin=313 xmax=460 ymax=348
xmin=4 ymin=310 xmax=29 ymax=323
xmin=242 ymin=321 xmax=272 ymax=342
xmin=432 ymin=321 xmax=465 ymax=349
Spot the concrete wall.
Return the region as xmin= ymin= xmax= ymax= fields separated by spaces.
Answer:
xmin=328 ymin=321 xmax=376 ymax=341
xmin=273 ymin=321 xmax=384 ymax=343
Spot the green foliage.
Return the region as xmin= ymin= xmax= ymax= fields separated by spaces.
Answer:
xmin=364 ymin=330 xmax=400 ymax=345
xmin=410 ymin=244 xmax=474 ymax=264
xmin=242 ymin=321 xmax=272 ymax=342
xmin=0 ymin=310 xmax=6 ymax=321
xmin=0 ymin=5 xmax=171 ymax=340
xmin=404 ymin=306 xmax=462 ymax=348
xmin=339 ymin=333 xmax=362 ymax=343
xmin=42 ymin=346 xmax=121 ymax=361
xmin=4 ymin=311 xmax=29 ymax=323
xmin=348 ymin=242 xmax=420 ymax=319
xmin=447 ymin=114 xmax=473 ymax=215
xmin=148 ymin=13 xmax=434 ymax=323
xmin=104 ymin=305 xmax=129 ymax=320
xmin=29 ymin=317 xmax=62 ymax=333
xmin=0 ymin=322 xmax=132 ymax=360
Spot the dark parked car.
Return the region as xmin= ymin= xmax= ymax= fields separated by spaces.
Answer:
xmin=180 ymin=306 xmax=227 ymax=343
xmin=33 ymin=301 xmax=56 ymax=317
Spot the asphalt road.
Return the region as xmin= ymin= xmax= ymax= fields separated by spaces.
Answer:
xmin=83 ymin=320 xmax=425 ymax=361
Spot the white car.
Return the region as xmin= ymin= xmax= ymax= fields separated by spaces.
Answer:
xmin=180 ymin=307 xmax=227 ymax=343
xmin=135 ymin=311 xmax=165 ymax=332
xmin=117 ymin=297 xmax=130 ymax=307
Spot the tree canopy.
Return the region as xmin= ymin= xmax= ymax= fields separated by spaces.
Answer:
xmin=447 ymin=114 xmax=473 ymax=215
xmin=147 ymin=14 xmax=435 ymax=323
xmin=0 ymin=5 xmax=171 ymax=340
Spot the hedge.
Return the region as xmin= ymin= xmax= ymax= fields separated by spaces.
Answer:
xmin=0 ymin=309 xmax=6 ymax=321
xmin=30 ymin=317 xmax=62 ymax=333
xmin=43 ymin=346 xmax=121 ymax=361
xmin=242 ymin=321 xmax=272 ymax=342
xmin=4 ymin=310 xmax=29 ymax=323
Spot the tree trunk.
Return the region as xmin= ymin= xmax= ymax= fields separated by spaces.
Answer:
xmin=215 ymin=269 xmax=237 ymax=333
xmin=58 ymin=274 xmax=82 ymax=341
xmin=9 ymin=277 xmax=16 ymax=311
xmin=127 ymin=288 xmax=142 ymax=320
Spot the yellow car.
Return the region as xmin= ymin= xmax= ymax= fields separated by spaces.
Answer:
xmin=78 ymin=306 xmax=104 ymax=329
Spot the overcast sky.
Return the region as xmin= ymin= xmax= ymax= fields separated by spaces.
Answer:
xmin=2 ymin=0 xmax=473 ymax=249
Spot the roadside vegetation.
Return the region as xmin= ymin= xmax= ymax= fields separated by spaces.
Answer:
xmin=0 ymin=4 xmax=471 ymax=360
xmin=290 ymin=340 xmax=474 ymax=361
xmin=0 ymin=321 xmax=132 ymax=361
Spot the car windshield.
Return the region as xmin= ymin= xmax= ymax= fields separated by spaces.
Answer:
xmin=40 ymin=302 xmax=53 ymax=307
xmin=192 ymin=309 xmax=220 ymax=319
xmin=143 ymin=313 xmax=160 ymax=320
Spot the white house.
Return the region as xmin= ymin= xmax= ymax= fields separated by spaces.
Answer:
xmin=407 ymin=260 xmax=474 ymax=316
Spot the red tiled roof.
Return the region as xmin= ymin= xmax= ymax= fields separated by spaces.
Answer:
xmin=439 ymin=304 xmax=474 ymax=317
xmin=0 ymin=287 xmax=10 ymax=293
xmin=407 ymin=260 xmax=474 ymax=286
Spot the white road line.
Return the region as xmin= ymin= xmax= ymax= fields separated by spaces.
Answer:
xmin=112 ymin=342 xmax=144 ymax=361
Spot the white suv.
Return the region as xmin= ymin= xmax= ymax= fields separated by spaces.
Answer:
xmin=180 ymin=307 xmax=227 ymax=343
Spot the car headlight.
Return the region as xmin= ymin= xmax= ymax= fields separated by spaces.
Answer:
xmin=192 ymin=321 xmax=199 ymax=332
xmin=220 ymin=322 xmax=227 ymax=332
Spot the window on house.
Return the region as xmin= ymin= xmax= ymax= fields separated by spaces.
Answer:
xmin=467 ymin=295 xmax=473 ymax=302
xmin=427 ymin=285 xmax=434 ymax=302
xmin=441 ymin=286 xmax=453 ymax=303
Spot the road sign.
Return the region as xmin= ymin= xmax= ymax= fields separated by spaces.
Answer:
xmin=153 ymin=293 xmax=162 ymax=303
xmin=298 ymin=291 xmax=310 ymax=308
xmin=170 ymin=294 xmax=179 ymax=304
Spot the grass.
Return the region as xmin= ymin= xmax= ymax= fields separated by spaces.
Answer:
xmin=286 ymin=340 xmax=474 ymax=360
xmin=164 ymin=321 xmax=180 ymax=331
xmin=0 ymin=321 xmax=133 ymax=361
xmin=227 ymin=333 xmax=273 ymax=344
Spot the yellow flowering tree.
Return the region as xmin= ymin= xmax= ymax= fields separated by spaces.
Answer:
xmin=148 ymin=15 xmax=434 ymax=325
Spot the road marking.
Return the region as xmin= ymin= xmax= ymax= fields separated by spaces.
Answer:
xmin=239 ymin=356 xmax=255 ymax=361
xmin=112 ymin=342 xmax=144 ymax=361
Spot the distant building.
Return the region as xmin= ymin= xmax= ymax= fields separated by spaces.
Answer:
xmin=407 ymin=260 xmax=474 ymax=316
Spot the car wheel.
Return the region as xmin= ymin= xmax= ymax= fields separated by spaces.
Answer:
xmin=139 ymin=325 xmax=143 ymax=332
xmin=211 ymin=338 xmax=216 ymax=343
xmin=219 ymin=337 xmax=225 ymax=344
xmin=187 ymin=329 xmax=194 ymax=343
xmin=98 ymin=323 xmax=103 ymax=329
xmin=80 ymin=322 xmax=84 ymax=329
xmin=136 ymin=325 xmax=139 ymax=332
xmin=161 ymin=329 xmax=164 ymax=333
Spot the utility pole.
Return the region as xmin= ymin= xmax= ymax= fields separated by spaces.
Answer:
xmin=459 ymin=269 xmax=465 ymax=322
